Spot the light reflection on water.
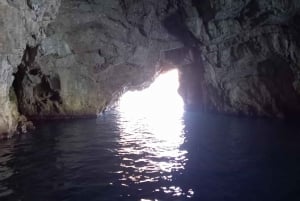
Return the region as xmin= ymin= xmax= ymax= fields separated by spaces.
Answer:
xmin=115 ymin=69 xmax=193 ymax=198
xmin=1 ymin=82 xmax=300 ymax=201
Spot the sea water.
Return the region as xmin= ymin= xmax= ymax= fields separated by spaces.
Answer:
xmin=1 ymin=109 xmax=300 ymax=201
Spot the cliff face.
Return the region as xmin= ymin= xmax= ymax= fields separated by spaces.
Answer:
xmin=178 ymin=0 xmax=300 ymax=117
xmin=12 ymin=0 xmax=181 ymax=120
xmin=0 ymin=0 xmax=60 ymax=136
xmin=1 ymin=0 xmax=300 ymax=136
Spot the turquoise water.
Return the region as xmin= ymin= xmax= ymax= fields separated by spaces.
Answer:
xmin=1 ymin=109 xmax=300 ymax=201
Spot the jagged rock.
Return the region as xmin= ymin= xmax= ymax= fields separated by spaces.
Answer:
xmin=2 ymin=0 xmax=300 ymax=137
xmin=20 ymin=0 xmax=181 ymax=118
xmin=16 ymin=115 xmax=35 ymax=134
xmin=177 ymin=0 xmax=300 ymax=117
xmin=0 ymin=0 xmax=61 ymax=137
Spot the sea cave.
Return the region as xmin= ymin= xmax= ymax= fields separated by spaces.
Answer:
xmin=1 ymin=0 xmax=300 ymax=200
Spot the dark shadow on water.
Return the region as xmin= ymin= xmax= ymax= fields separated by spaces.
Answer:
xmin=180 ymin=111 xmax=300 ymax=201
xmin=0 ymin=111 xmax=300 ymax=200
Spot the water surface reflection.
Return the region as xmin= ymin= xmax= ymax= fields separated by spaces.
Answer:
xmin=114 ymin=69 xmax=193 ymax=199
xmin=1 ymin=111 xmax=300 ymax=200
xmin=1 ymin=69 xmax=300 ymax=200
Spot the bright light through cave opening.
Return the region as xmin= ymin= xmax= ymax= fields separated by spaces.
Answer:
xmin=118 ymin=69 xmax=184 ymax=120
xmin=116 ymin=69 xmax=188 ymax=188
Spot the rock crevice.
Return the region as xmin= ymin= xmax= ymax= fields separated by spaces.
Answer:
xmin=0 ymin=0 xmax=61 ymax=137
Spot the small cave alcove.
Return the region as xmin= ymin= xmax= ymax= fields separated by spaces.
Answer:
xmin=11 ymin=45 xmax=63 ymax=120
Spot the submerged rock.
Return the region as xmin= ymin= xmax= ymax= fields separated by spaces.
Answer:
xmin=16 ymin=115 xmax=35 ymax=134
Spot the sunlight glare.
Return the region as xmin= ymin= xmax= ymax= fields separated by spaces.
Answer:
xmin=116 ymin=69 xmax=188 ymax=197
xmin=119 ymin=69 xmax=184 ymax=120
xmin=117 ymin=68 xmax=186 ymax=170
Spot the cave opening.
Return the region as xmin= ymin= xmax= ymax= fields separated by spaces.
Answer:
xmin=114 ymin=68 xmax=188 ymax=190
xmin=118 ymin=68 xmax=184 ymax=122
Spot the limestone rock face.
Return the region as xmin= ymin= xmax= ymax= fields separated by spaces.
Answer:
xmin=2 ymin=0 xmax=300 ymax=136
xmin=178 ymin=0 xmax=300 ymax=117
xmin=0 ymin=0 xmax=60 ymax=136
xmin=15 ymin=0 xmax=181 ymax=118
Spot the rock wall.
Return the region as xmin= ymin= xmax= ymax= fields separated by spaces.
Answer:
xmin=19 ymin=0 xmax=181 ymax=119
xmin=177 ymin=0 xmax=300 ymax=117
xmin=0 ymin=0 xmax=60 ymax=136
xmin=2 ymin=0 xmax=300 ymax=137
xmin=1 ymin=0 xmax=183 ymax=137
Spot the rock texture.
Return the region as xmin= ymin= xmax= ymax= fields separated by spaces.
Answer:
xmin=15 ymin=0 xmax=181 ymax=119
xmin=0 ymin=0 xmax=60 ymax=136
xmin=2 ymin=0 xmax=300 ymax=136
xmin=176 ymin=0 xmax=300 ymax=117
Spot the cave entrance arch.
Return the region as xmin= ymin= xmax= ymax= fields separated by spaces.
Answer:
xmin=117 ymin=46 xmax=205 ymax=116
xmin=117 ymin=46 xmax=197 ymax=117
xmin=118 ymin=68 xmax=184 ymax=119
